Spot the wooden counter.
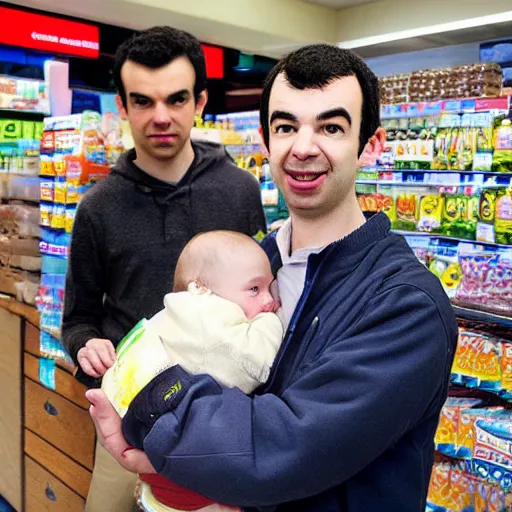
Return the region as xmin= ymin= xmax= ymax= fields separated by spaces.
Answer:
xmin=0 ymin=298 xmax=94 ymax=511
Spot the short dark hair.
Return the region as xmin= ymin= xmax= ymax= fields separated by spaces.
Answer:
xmin=260 ymin=44 xmax=380 ymax=156
xmin=113 ymin=26 xmax=207 ymax=108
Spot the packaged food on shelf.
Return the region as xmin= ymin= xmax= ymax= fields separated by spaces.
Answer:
xmin=418 ymin=193 xmax=444 ymax=232
xmin=0 ymin=252 xmax=41 ymax=272
xmin=3 ymin=174 xmax=40 ymax=202
xmin=452 ymin=328 xmax=512 ymax=400
xmin=441 ymin=193 xmax=478 ymax=240
xmin=492 ymin=117 xmax=512 ymax=173
xmin=0 ymin=139 xmax=40 ymax=175
xmin=454 ymin=246 xmax=512 ymax=316
xmin=435 ymin=397 xmax=484 ymax=450
xmin=494 ymin=187 xmax=512 ymax=245
xmin=434 ymin=400 xmax=512 ymax=491
xmin=36 ymin=272 xmax=66 ymax=340
xmin=0 ymin=266 xmax=39 ymax=305
xmin=427 ymin=459 xmax=511 ymax=512
xmin=0 ymin=235 xmax=40 ymax=257
xmin=0 ymin=204 xmax=40 ymax=238
xmin=35 ymin=111 xmax=128 ymax=342
xmin=378 ymin=74 xmax=409 ymax=105
xmin=427 ymin=240 xmax=462 ymax=299
xmin=477 ymin=189 xmax=497 ymax=243
xmin=380 ymin=62 xmax=502 ymax=104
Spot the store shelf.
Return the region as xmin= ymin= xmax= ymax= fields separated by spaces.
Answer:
xmin=381 ymin=96 xmax=510 ymax=119
xmin=0 ymin=109 xmax=48 ymax=120
xmin=359 ymin=168 xmax=512 ymax=176
xmin=392 ymin=230 xmax=512 ymax=250
xmin=356 ymin=180 xmax=508 ymax=188
xmin=452 ymin=305 xmax=512 ymax=329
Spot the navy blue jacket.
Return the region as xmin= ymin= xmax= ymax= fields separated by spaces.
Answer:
xmin=123 ymin=212 xmax=458 ymax=511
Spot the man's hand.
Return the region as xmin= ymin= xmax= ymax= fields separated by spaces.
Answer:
xmin=86 ymin=389 xmax=156 ymax=474
xmin=77 ymin=338 xmax=116 ymax=378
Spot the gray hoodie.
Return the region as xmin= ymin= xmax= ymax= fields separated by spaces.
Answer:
xmin=62 ymin=141 xmax=266 ymax=385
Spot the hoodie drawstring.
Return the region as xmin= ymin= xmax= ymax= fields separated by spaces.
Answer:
xmin=187 ymin=184 xmax=194 ymax=237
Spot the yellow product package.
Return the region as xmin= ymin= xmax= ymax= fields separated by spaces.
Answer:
xmin=102 ymin=319 xmax=172 ymax=417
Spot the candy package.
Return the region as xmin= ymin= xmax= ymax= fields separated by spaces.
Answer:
xmin=455 ymin=248 xmax=512 ymax=315
xmin=473 ymin=416 xmax=512 ymax=491
xmin=435 ymin=397 xmax=484 ymax=450
xmin=452 ymin=329 xmax=501 ymax=393
xmin=418 ymin=193 xmax=443 ymax=233
xmin=476 ymin=189 xmax=497 ymax=243
xmin=492 ymin=117 xmax=512 ymax=173
xmin=428 ymin=240 xmax=462 ymax=299
xmin=494 ymin=187 xmax=512 ymax=245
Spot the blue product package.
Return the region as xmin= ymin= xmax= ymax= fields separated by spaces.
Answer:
xmin=39 ymin=358 xmax=56 ymax=390
xmin=473 ymin=418 xmax=512 ymax=491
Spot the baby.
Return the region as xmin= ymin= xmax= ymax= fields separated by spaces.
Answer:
xmin=102 ymin=230 xmax=284 ymax=512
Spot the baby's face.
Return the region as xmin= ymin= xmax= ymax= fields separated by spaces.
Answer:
xmin=213 ymin=245 xmax=277 ymax=320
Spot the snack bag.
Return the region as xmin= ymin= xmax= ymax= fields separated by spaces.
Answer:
xmin=473 ymin=418 xmax=512 ymax=491
xmin=435 ymin=398 xmax=483 ymax=452
xmin=494 ymin=187 xmax=512 ymax=246
xmin=487 ymin=485 xmax=506 ymax=512
xmin=473 ymin=480 xmax=490 ymax=512
xmin=452 ymin=329 xmax=501 ymax=392
xmin=418 ymin=194 xmax=443 ymax=233
xmin=477 ymin=189 xmax=497 ymax=243
xmin=102 ymin=319 xmax=172 ymax=417
xmin=500 ymin=342 xmax=512 ymax=399
xmin=394 ymin=190 xmax=419 ymax=231
xmin=450 ymin=465 xmax=474 ymax=511
xmin=492 ymin=117 xmax=512 ymax=173
xmin=427 ymin=462 xmax=452 ymax=509
xmin=442 ymin=195 xmax=461 ymax=237
xmin=458 ymin=408 xmax=504 ymax=459
xmin=357 ymin=192 xmax=395 ymax=221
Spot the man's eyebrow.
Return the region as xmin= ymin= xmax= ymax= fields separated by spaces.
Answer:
xmin=168 ymin=89 xmax=190 ymax=101
xmin=128 ymin=89 xmax=190 ymax=102
xmin=270 ymin=111 xmax=298 ymax=124
xmin=129 ymin=92 xmax=151 ymax=101
xmin=317 ymin=108 xmax=352 ymax=125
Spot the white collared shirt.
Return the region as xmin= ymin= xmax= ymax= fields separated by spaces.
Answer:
xmin=275 ymin=218 xmax=325 ymax=331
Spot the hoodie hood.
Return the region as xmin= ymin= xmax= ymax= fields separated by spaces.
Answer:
xmin=110 ymin=140 xmax=234 ymax=193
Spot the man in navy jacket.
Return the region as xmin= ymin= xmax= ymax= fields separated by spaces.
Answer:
xmin=88 ymin=44 xmax=458 ymax=511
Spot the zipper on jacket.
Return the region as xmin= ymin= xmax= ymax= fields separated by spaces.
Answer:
xmin=281 ymin=316 xmax=320 ymax=391
xmin=262 ymin=245 xmax=335 ymax=393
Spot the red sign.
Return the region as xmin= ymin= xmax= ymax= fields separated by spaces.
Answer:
xmin=0 ymin=6 xmax=99 ymax=59
xmin=202 ymin=45 xmax=224 ymax=79
xmin=475 ymin=97 xmax=510 ymax=112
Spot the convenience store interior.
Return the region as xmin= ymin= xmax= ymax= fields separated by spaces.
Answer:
xmin=0 ymin=0 xmax=512 ymax=511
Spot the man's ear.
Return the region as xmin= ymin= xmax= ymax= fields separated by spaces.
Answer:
xmin=116 ymin=95 xmax=128 ymax=120
xmin=195 ymin=90 xmax=208 ymax=117
xmin=359 ymin=127 xmax=387 ymax=167
xmin=258 ymin=126 xmax=268 ymax=152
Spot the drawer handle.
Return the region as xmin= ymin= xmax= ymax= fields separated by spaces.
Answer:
xmin=45 ymin=483 xmax=57 ymax=502
xmin=44 ymin=400 xmax=59 ymax=416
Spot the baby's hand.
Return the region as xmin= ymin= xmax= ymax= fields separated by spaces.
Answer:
xmin=77 ymin=338 xmax=116 ymax=378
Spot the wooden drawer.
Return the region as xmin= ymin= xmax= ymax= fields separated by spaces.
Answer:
xmin=24 ymin=378 xmax=95 ymax=470
xmin=25 ymin=429 xmax=92 ymax=499
xmin=24 ymin=353 xmax=89 ymax=409
xmin=25 ymin=456 xmax=84 ymax=512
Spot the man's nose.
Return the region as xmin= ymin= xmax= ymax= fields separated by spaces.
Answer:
xmin=153 ymin=102 xmax=172 ymax=125
xmin=290 ymin=127 xmax=320 ymax=161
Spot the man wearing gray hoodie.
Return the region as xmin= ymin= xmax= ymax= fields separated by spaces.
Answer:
xmin=62 ymin=26 xmax=266 ymax=512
